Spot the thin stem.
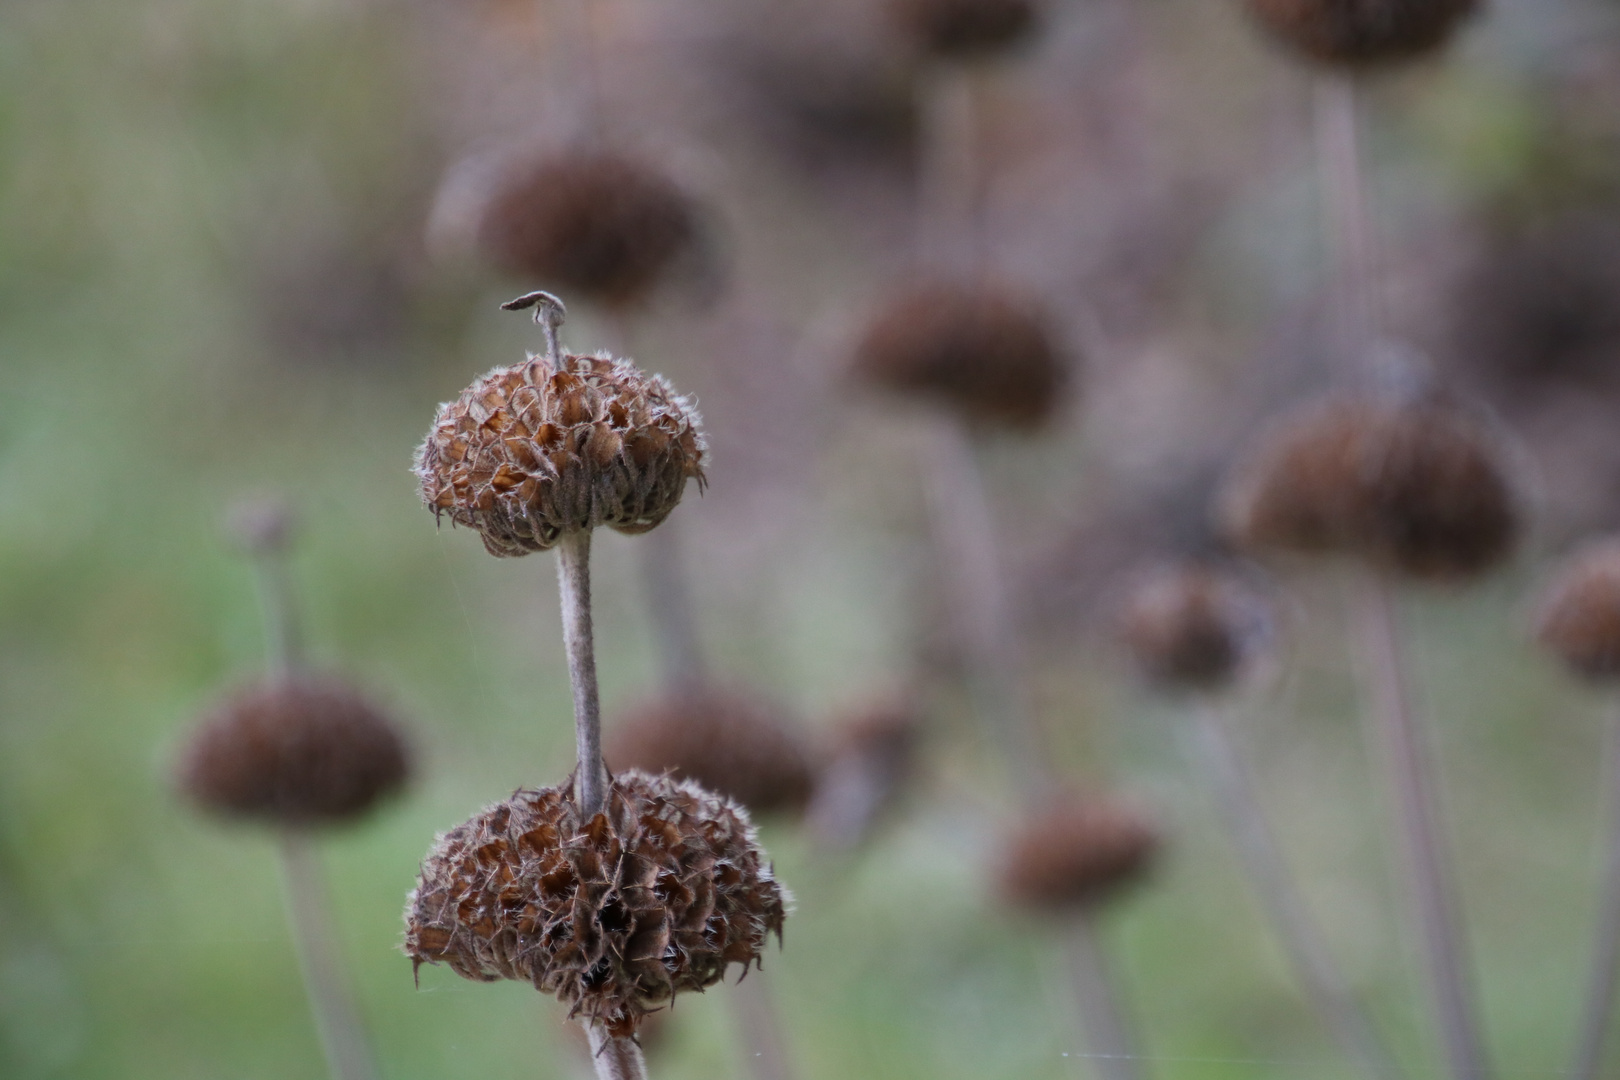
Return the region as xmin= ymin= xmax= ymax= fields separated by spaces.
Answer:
xmin=251 ymin=552 xmax=300 ymax=681
xmin=586 ymin=1025 xmax=649 ymax=1080
xmin=1313 ymin=74 xmax=1382 ymax=371
xmin=278 ymin=832 xmax=380 ymax=1080
xmin=918 ymin=416 xmax=1052 ymax=796
xmin=640 ymin=522 xmax=707 ymax=692
xmin=917 ymin=65 xmax=987 ymax=273
xmin=1570 ymin=701 xmax=1620 ymax=1080
xmin=557 ymin=529 xmax=610 ymax=818
xmin=728 ymin=968 xmax=797 ymax=1080
xmin=1063 ymin=913 xmax=1142 ymax=1080
xmin=1355 ymin=576 xmax=1489 ymax=1080
xmin=1186 ymin=700 xmax=1403 ymax=1080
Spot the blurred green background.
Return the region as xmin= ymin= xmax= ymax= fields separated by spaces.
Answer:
xmin=4 ymin=0 xmax=1620 ymax=1077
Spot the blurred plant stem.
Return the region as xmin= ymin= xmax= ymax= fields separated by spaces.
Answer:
xmin=1569 ymin=701 xmax=1620 ymax=1080
xmin=1185 ymin=700 xmax=1403 ymax=1080
xmin=588 ymin=1024 xmax=649 ymax=1080
xmin=1355 ymin=577 xmax=1489 ymax=1080
xmin=1064 ymin=914 xmax=1141 ymax=1080
xmin=730 ymin=968 xmax=798 ymax=1080
xmin=278 ymin=832 xmax=380 ymax=1080
xmin=917 ymin=65 xmax=991 ymax=273
xmin=247 ymin=537 xmax=300 ymax=681
xmin=640 ymin=521 xmax=708 ymax=692
xmin=1314 ymin=75 xmax=1383 ymax=372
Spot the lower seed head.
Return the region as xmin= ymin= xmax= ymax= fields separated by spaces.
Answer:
xmin=403 ymin=772 xmax=789 ymax=1036
xmin=1243 ymin=0 xmax=1481 ymax=68
xmin=176 ymin=676 xmax=411 ymax=827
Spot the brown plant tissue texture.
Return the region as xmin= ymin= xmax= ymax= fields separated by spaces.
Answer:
xmin=997 ymin=794 xmax=1160 ymax=913
xmin=1244 ymin=0 xmax=1480 ymax=68
xmin=415 ymin=351 xmax=706 ymax=556
xmin=890 ymin=0 xmax=1040 ymax=60
xmin=404 ymin=772 xmax=788 ymax=1036
xmin=1535 ymin=540 xmax=1620 ymax=682
xmin=1117 ymin=565 xmax=1271 ymax=692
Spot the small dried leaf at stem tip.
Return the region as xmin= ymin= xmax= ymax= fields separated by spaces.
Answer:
xmin=1533 ymin=538 xmax=1620 ymax=682
xmin=403 ymin=771 xmax=789 ymax=1038
xmin=177 ymin=676 xmax=412 ymax=827
xmin=414 ymin=319 xmax=707 ymax=556
xmin=996 ymin=792 xmax=1160 ymax=913
xmin=1243 ymin=0 xmax=1480 ymax=69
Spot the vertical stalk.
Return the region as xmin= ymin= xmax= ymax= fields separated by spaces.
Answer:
xmin=557 ymin=528 xmax=609 ymax=819
xmin=917 ymin=66 xmax=985 ymax=273
xmin=278 ymin=832 xmax=381 ymax=1080
xmin=1356 ymin=577 xmax=1489 ymax=1080
xmin=1186 ymin=701 xmax=1403 ymax=1080
xmin=1314 ymin=75 xmax=1381 ymax=370
xmin=1063 ymin=913 xmax=1141 ymax=1080
xmin=587 ymin=1024 xmax=649 ymax=1080
xmin=1570 ymin=702 xmax=1620 ymax=1080
xmin=918 ymin=416 xmax=1052 ymax=792
xmin=729 ymin=970 xmax=797 ymax=1080
xmin=640 ymin=522 xmax=707 ymax=692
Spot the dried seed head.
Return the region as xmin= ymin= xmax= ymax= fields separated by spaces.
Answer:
xmin=403 ymin=771 xmax=788 ymax=1037
xmin=414 ymin=351 xmax=706 ymax=557
xmin=853 ymin=280 xmax=1069 ymax=430
xmin=1218 ymin=393 xmax=1520 ymax=581
xmin=605 ymin=689 xmax=815 ymax=819
xmin=476 ymin=153 xmax=697 ymax=310
xmin=891 ymin=0 xmax=1040 ymax=60
xmin=1116 ymin=564 xmax=1273 ymax=692
xmin=177 ymin=677 xmax=411 ymax=827
xmin=1533 ymin=540 xmax=1620 ymax=681
xmin=1243 ymin=0 xmax=1480 ymax=68
xmin=996 ymin=793 xmax=1160 ymax=913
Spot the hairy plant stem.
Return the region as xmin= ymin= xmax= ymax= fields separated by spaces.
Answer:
xmin=557 ymin=529 xmax=610 ymax=819
xmin=1186 ymin=700 xmax=1402 ymax=1080
xmin=1314 ymin=74 xmax=1381 ymax=371
xmin=587 ymin=1024 xmax=649 ymax=1080
xmin=1356 ymin=577 xmax=1489 ymax=1080
xmin=1570 ymin=701 xmax=1620 ymax=1080
xmin=278 ymin=832 xmax=380 ymax=1080
xmin=1064 ymin=914 xmax=1141 ymax=1080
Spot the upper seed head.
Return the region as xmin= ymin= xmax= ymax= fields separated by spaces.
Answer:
xmin=1243 ymin=0 xmax=1481 ymax=69
xmin=1533 ymin=539 xmax=1620 ymax=682
xmin=852 ymin=280 xmax=1069 ymax=431
xmin=177 ymin=676 xmax=412 ymax=827
xmin=1218 ymin=392 xmax=1520 ymax=581
xmin=414 ymin=349 xmax=707 ymax=557
xmin=403 ymin=771 xmax=788 ymax=1036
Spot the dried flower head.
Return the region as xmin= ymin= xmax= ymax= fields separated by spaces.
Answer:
xmin=1218 ymin=393 xmax=1520 ymax=581
xmin=476 ymin=153 xmax=697 ymax=309
xmin=853 ymin=280 xmax=1068 ymax=430
xmin=1116 ymin=564 xmax=1273 ymax=691
xmin=1533 ymin=540 xmax=1620 ymax=681
xmin=414 ymin=348 xmax=706 ymax=557
xmin=1243 ymin=0 xmax=1480 ymax=68
xmin=177 ymin=677 xmax=411 ymax=827
xmin=403 ymin=771 xmax=788 ymax=1036
xmin=891 ymin=0 xmax=1040 ymax=59
xmin=996 ymin=793 xmax=1159 ymax=913
xmin=605 ymin=689 xmax=815 ymax=818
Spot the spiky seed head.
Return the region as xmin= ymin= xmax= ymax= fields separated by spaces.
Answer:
xmin=996 ymin=793 xmax=1160 ymax=913
xmin=403 ymin=772 xmax=789 ymax=1037
xmin=414 ymin=351 xmax=706 ymax=557
xmin=604 ymin=689 xmax=815 ymax=819
xmin=891 ymin=0 xmax=1040 ymax=60
xmin=476 ymin=153 xmax=697 ymax=310
xmin=1116 ymin=564 xmax=1273 ymax=692
xmin=1243 ymin=0 xmax=1480 ymax=69
xmin=177 ymin=677 xmax=411 ymax=827
xmin=1218 ymin=393 xmax=1520 ymax=581
xmin=853 ymin=280 xmax=1069 ymax=431
xmin=1534 ymin=540 xmax=1620 ymax=681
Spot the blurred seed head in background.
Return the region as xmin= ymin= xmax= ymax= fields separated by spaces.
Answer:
xmin=1242 ymin=0 xmax=1480 ymax=68
xmin=1115 ymin=562 xmax=1274 ymax=693
xmin=1534 ymin=538 xmax=1620 ymax=682
xmin=996 ymin=792 xmax=1161 ymax=914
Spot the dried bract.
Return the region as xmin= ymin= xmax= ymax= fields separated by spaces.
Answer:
xmin=477 ymin=153 xmax=697 ymax=309
xmin=853 ymin=280 xmax=1068 ymax=430
xmin=1117 ymin=564 xmax=1272 ymax=691
xmin=177 ymin=677 xmax=411 ymax=827
xmin=1244 ymin=0 xmax=1480 ymax=68
xmin=415 ymin=352 xmax=706 ymax=556
xmin=1534 ymin=540 xmax=1620 ymax=682
xmin=1218 ymin=393 xmax=1520 ymax=581
xmin=605 ymin=689 xmax=815 ymax=819
xmin=997 ymin=793 xmax=1159 ymax=913
xmin=891 ymin=0 xmax=1039 ymax=60
xmin=403 ymin=772 xmax=788 ymax=1036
